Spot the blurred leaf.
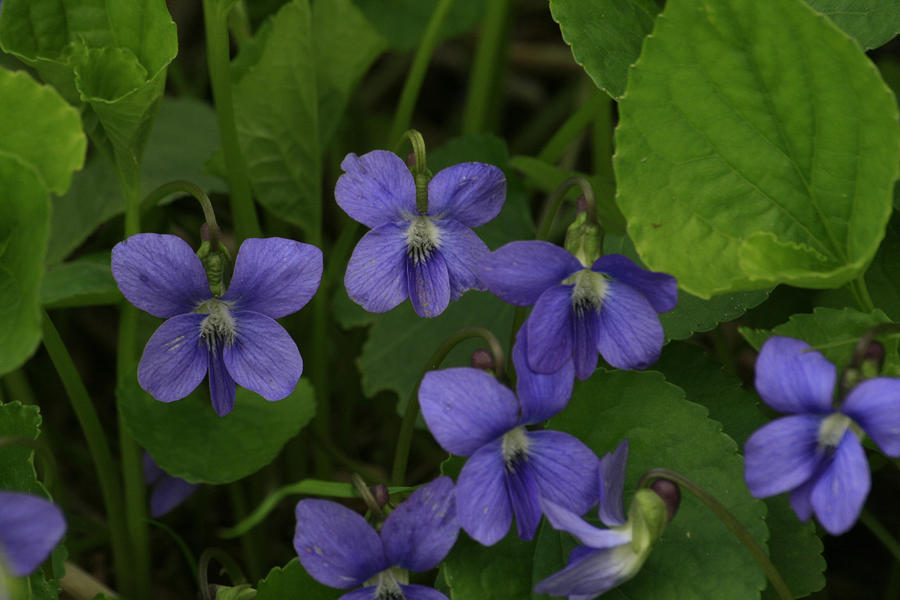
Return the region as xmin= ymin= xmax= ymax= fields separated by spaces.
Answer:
xmin=353 ymin=0 xmax=484 ymax=51
xmin=856 ymin=213 xmax=900 ymax=321
xmin=740 ymin=306 xmax=899 ymax=374
xmin=41 ymin=254 xmax=121 ymax=308
xmin=615 ymin=0 xmax=900 ymax=298
xmin=232 ymin=0 xmax=321 ymax=237
xmin=0 ymin=402 xmax=42 ymax=494
xmin=118 ymin=374 xmax=315 ymax=484
xmin=546 ymin=369 xmax=768 ymax=599
xmin=549 ymin=0 xmax=660 ymax=99
xmin=443 ymin=531 xmax=535 ymax=600
xmin=806 ymin=0 xmax=900 ymax=49
xmin=256 ymin=559 xmax=340 ymax=600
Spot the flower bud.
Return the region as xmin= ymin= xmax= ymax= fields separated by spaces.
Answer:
xmin=470 ymin=349 xmax=494 ymax=371
xmin=629 ymin=488 xmax=668 ymax=554
xmin=372 ymin=483 xmax=390 ymax=509
xmin=649 ymin=478 xmax=681 ymax=523
xmin=196 ymin=240 xmax=232 ymax=298
xmin=564 ymin=211 xmax=603 ymax=267
xmin=861 ymin=340 xmax=886 ymax=378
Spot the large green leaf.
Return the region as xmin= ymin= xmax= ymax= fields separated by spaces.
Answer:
xmin=549 ymin=0 xmax=660 ymax=99
xmin=614 ymin=0 xmax=900 ymax=298
xmin=545 ymin=370 xmax=768 ymax=599
xmin=353 ymin=0 xmax=484 ymax=51
xmin=232 ymin=0 xmax=320 ymax=237
xmin=740 ymin=306 xmax=899 ymax=374
xmin=40 ymin=253 xmax=121 ymax=309
xmin=806 ymin=0 xmax=900 ymax=49
xmin=256 ymin=559 xmax=340 ymax=600
xmin=443 ymin=532 xmax=535 ymax=600
xmin=118 ymin=374 xmax=315 ymax=484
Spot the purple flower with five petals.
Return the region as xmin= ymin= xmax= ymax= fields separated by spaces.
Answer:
xmin=419 ymin=334 xmax=598 ymax=546
xmin=336 ymin=150 xmax=505 ymax=318
xmin=112 ymin=234 xmax=323 ymax=417
xmin=744 ymin=336 xmax=900 ymax=535
xmin=479 ymin=242 xmax=677 ymax=379
xmin=294 ymin=477 xmax=458 ymax=600
xmin=143 ymin=453 xmax=199 ymax=518
xmin=0 ymin=491 xmax=66 ymax=577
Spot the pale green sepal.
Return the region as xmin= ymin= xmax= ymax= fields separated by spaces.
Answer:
xmin=564 ymin=212 xmax=603 ymax=267
xmin=196 ymin=242 xmax=232 ymax=298
xmin=215 ymin=584 xmax=257 ymax=600
xmin=629 ymin=488 xmax=668 ymax=556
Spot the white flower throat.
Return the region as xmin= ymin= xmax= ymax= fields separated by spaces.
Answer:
xmin=405 ymin=216 xmax=441 ymax=265
xmin=367 ymin=567 xmax=408 ymax=600
xmin=817 ymin=413 xmax=858 ymax=449
xmin=502 ymin=427 xmax=531 ymax=470
xmin=564 ymin=269 xmax=609 ymax=315
xmin=197 ymin=298 xmax=236 ymax=350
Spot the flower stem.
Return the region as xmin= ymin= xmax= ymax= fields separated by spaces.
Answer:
xmin=60 ymin=561 xmax=120 ymax=600
xmin=391 ymin=326 xmax=505 ymax=485
xmin=861 ymin=509 xmax=900 ymax=565
xmin=202 ymin=0 xmax=261 ymax=243
xmin=143 ymin=180 xmax=223 ymax=243
xmin=537 ymin=91 xmax=606 ymax=165
xmin=850 ymin=274 xmax=876 ymax=313
xmin=461 ymin=0 xmax=511 ymax=134
xmin=388 ymin=0 xmax=455 ymax=144
xmin=535 ymin=175 xmax=597 ymax=242
xmin=41 ymin=311 xmax=131 ymax=594
xmin=198 ymin=548 xmax=247 ymax=600
xmin=637 ymin=468 xmax=793 ymax=600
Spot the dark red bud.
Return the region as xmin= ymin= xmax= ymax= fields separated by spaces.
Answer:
xmin=576 ymin=195 xmax=588 ymax=214
xmin=371 ymin=484 xmax=389 ymax=509
xmin=200 ymin=222 xmax=211 ymax=242
xmin=406 ymin=152 xmax=416 ymax=168
xmin=863 ymin=341 xmax=886 ymax=371
xmin=470 ymin=349 xmax=494 ymax=371
xmin=650 ymin=478 xmax=681 ymax=523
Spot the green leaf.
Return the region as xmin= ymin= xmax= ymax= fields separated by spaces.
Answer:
xmin=353 ymin=0 xmax=484 ymax=51
xmin=443 ymin=531 xmax=535 ymax=600
xmin=40 ymin=254 xmax=121 ymax=309
xmin=549 ymin=0 xmax=661 ymax=99
xmin=654 ymin=343 xmax=826 ymax=598
xmin=232 ymin=0 xmax=320 ymax=237
xmin=614 ymin=0 xmax=900 ymax=298
xmin=854 ymin=213 xmax=900 ymax=321
xmin=313 ymin=0 xmax=387 ymax=148
xmin=0 ymin=401 xmax=42 ymax=494
xmin=256 ymin=559 xmax=340 ymax=600
xmin=118 ymin=373 xmax=315 ymax=484
xmin=806 ymin=0 xmax=900 ymax=49
xmin=545 ymin=369 xmax=768 ymax=599
xmin=740 ymin=306 xmax=899 ymax=374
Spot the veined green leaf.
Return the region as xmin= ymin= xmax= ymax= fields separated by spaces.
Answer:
xmin=256 ymin=559 xmax=340 ymax=600
xmin=806 ymin=0 xmax=900 ymax=49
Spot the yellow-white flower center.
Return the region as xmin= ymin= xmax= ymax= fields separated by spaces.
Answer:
xmin=817 ymin=413 xmax=855 ymax=449
xmin=501 ymin=426 xmax=531 ymax=469
xmin=366 ymin=567 xmax=408 ymax=600
xmin=405 ymin=216 xmax=441 ymax=265
xmin=563 ymin=269 xmax=609 ymax=315
xmin=197 ymin=298 xmax=235 ymax=350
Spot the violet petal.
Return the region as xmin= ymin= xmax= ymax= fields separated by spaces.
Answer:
xmin=744 ymin=415 xmax=822 ymax=498
xmin=591 ymin=254 xmax=678 ymax=313
xmin=150 ymin=476 xmax=199 ymax=518
xmin=528 ymin=430 xmax=600 ymax=518
xmin=479 ymin=241 xmax=582 ymax=307
xmin=541 ymin=499 xmax=631 ymax=549
xmin=345 ymin=222 xmax=409 ymax=314
xmin=137 ymin=314 xmax=208 ymax=404
xmin=505 ymin=460 xmax=542 ymax=541
xmin=598 ymin=440 xmax=629 ymax=527
xmin=595 ymin=280 xmax=664 ymax=370
xmin=456 ymin=440 xmax=512 ymax=546
xmin=754 ymin=337 xmax=836 ymax=414
xmin=533 ymin=544 xmax=637 ymax=597
xmin=513 ymin=326 xmax=573 ymax=425
xmin=407 ymin=252 xmax=451 ymax=318
xmin=840 ymin=377 xmax=900 ymax=456
xmin=810 ymin=431 xmax=870 ymax=535
xmin=433 ymin=219 xmax=489 ymax=300
xmin=526 ymin=285 xmax=575 ymax=374
xmin=209 ymin=346 xmax=237 ymax=417
xmin=335 ymin=151 xmax=417 ymax=228
xmin=222 ymin=311 xmax=302 ymax=402
xmin=572 ymin=307 xmax=601 ymax=381
xmin=381 ymin=477 xmax=458 ymax=572
xmin=426 ymin=162 xmax=505 ymax=227
xmin=0 ymin=492 xmax=66 ymax=577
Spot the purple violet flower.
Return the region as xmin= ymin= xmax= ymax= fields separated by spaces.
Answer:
xmin=418 ymin=335 xmax=598 ymax=546
xmin=535 ymin=440 xmax=669 ymax=599
xmin=143 ymin=453 xmax=199 ymax=518
xmin=744 ymin=336 xmax=900 ymax=535
xmin=336 ymin=150 xmax=505 ymax=318
xmin=479 ymin=242 xmax=677 ymax=379
xmin=294 ymin=476 xmax=458 ymax=600
xmin=0 ymin=491 xmax=66 ymax=577
xmin=112 ymin=234 xmax=323 ymax=417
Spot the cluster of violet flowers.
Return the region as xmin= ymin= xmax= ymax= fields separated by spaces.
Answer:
xmin=10 ymin=136 xmax=900 ymax=596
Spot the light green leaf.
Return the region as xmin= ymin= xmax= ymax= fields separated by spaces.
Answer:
xmin=232 ymin=0 xmax=320 ymax=237
xmin=443 ymin=532 xmax=535 ymax=600
xmin=740 ymin=306 xmax=899 ymax=374
xmin=614 ymin=0 xmax=900 ymax=298
xmin=118 ymin=374 xmax=315 ymax=484
xmin=256 ymin=559 xmax=340 ymax=600
xmin=545 ymin=369 xmax=768 ymax=599
xmin=806 ymin=0 xmax=900 ymax=49
xmin=353 ymin=0 xmax=484 ymax=51
xmin=549 ymin=0 xmax=660 ymax=99
xmin=40 ymin=254 xmax=121 ymax=308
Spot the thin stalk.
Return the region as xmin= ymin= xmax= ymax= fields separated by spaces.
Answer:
xmin=535 ymin=176 xmax=596 ymax=242
xmin=143 ymin=180 xmax=221 ymax=240
xmin=60 ymin=561 xmax=119 ymax=600
xmin=851 ymin=275 xmax=875 ymax=313
xmin=391 ymin=327 xmax=505 ymax=485
xmin=861 ymin=509 xmax=900 ymax=565
xmin=148 ymin=518 xmax=199 ymax=584
xmin=638 ymin=468 xmax=792 ymax=600
xmin=203 ymin=0 xmax=261 ymax=243
xmin=388 ymin=0 xmax=455 ymax=143
xmin=41 ymin=311 xmax=131 ymax=593
xmin=537 ymin=92 xmax=606 ymax=165
xmin=198 ymin=548 xmax=247 ymax=600
xmin=461 ymin=0 xmax=511 ymax=134
xmin=228 ymin=484 xmax=263 ymax=581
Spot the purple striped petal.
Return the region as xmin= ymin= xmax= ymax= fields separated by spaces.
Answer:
xmin=811 ymin=431 xmax=870 ymax=535
xmin=841 ymin=377 xmax=900 ymax=456
xmin=0 ymin=492 xmax=66 ymax=577
xmin=526 ymin=285 xmax=575 ymax=374
xmin=345 ymin=223 xmax=409 ymax=314
xmin=533 ymin=544 xmax=638 ymax=597
xmin=222 ymin=238 xmax=323 ymax=318
xmin=541 ymin=499 xmax=631 ymax=549
xmin=506 ymin=461 xmax=542 ymax=541
xmin=150 ymin=476 xmax=199 ymax=518
xmin=222 ymin=311 xmax=302 ymax=402
xmin=111 ymin=233 xmax=210 ymax=318
xmin=434 ymin=220 xmax=489 ymax=300
xmin=744 ymin=415 xmax=822 ymax=498
xmin=143 ymin=452 xmax=164 ymax=485
xmin=591 ymin=254 xmax=678 ymax=313
xmin=426 ymin=162 xmax=505 ymax=227
xmin=335 ymin=151 xmax=417 ymax=228
xmin=209 ymin=346 xmax=236 ymax=417
xmin=381 ymin=477 xmax=458 ymax=572
xmin=513 ymin=326 xmax=573 ymax=424
xmin=294 ymin=499 xmax=389 ymax=589
xmin=754 ymin=337 xmax=836 ymax=414
xmin=789 ymin=477 xmax=815 ymax=522
xmin=338 ymin=587 xmax=377 ymax=600
xmin=572 ymin=307 xmax=601 ymax=380
xmin=598 ymin=440 xmax=629 ymax=527
xmin=138 ymin=314 xmax=208 ymax=404
xmin=407 ymin=253 xmax=450 ymax=318
xmin=419 ymin=368 xmax=519 ymax=456
xmin=479 ymin=241 xmax=582 ymax=306
xmin=528 ymin=430 xmax=600 ymax=517
xmin=398 ymin=586 xmax=449 ymax=600
xmin=596 ymin=280 xmax=664 ymax=370
xmin=456 ymin=440 xmax=512 ymax=546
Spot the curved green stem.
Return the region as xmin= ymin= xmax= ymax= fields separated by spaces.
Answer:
xmin=41 ymin=311 xmax=131 ymax=593
xmin=535 ymin=176 xmax=596 ymax=242
xmin=861 ymin=509 xmax=900 ymax=565
xmin=148 ymin=518 xmax=199 ymax=584
xmin=202 ymin=0 xmax=261 ymax=243
xmin=851 ymin=275 xmax=876 ymax=313
xmin=143 ymin=179 xmax=222 ymax=242
xmin=461 ymin=0 xmax=511 ymax=134
xmin=218 ymin=480 xmax=415 ymax=538
xmin=537 ymin=92 xmax=606 ymax=165
xmin=388 ymin=0 xmax=455 ymax=143
xmin=198 ymin=548 xmax=247 ymax=600
xmin=391 ymin=327 xmax=505 ymax=485
xmin=638 ymin=469 xmax=792 ymax=600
